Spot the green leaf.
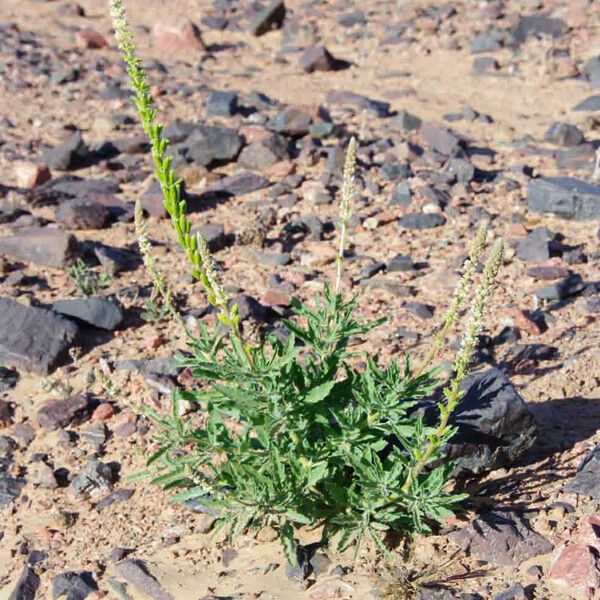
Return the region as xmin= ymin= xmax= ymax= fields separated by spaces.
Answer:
xmin=304 ymin=381 xmax=335 ymax=404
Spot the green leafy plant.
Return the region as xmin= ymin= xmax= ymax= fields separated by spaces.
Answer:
xmin=67 ymin=258 xmax=111 ymax=297
xmin=108 ymin=0 xmax=504 ymax=563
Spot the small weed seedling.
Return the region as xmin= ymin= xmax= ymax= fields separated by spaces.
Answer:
xmin=109 ymin=0 xmax=504 ymax=563
xmin=68 ymin=259 xmax=111 ymax=297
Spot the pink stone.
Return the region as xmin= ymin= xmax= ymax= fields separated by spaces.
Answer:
xmin=549 ymin=544 xmax=600 ymax=597
xmin=261 ymin=289 xmax=291 ymax=307
xmin=75 ymin=27 xmax=108 ymax=49
xmin=14 ymin=161 xmax=51 ymax=188
xmin=264 ymin=160 xmax=295 ymax=178
xmin=152 ymin=19 xmax=205 ymax=53
xmin=92 ymin=403 xmax=115 ymax=421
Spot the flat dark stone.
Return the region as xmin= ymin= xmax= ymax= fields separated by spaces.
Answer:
xmin=0 ymin=226 xmax=78 ymax=268
xmin=52 ymin=297 xmax=123 ymax=330
xmin=566 ymin=444 xmax=600 ymax=498
xmin=527 ymin=177 xmax=600 ymax=221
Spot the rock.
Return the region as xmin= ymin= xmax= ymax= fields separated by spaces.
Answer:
xmin=0 ymin=297 xmax=79 ymax=375
xmin=0 ymin=227 xmax=78 ymax=268
xmin=95 ymin=488 xmax=135 ymax=512
xmin=513 ymin=15 xmax=567 ymax=45
xmin=114 ymin=559 xmax=175 ymax=600
xmin=195 ymin=223 xmax=230 ymax=252
xmin=527 ymin=177 xmax=600 ymax=221
xmin=8 ymin=566 xmax=40 ymax=600
xmin=299 ymin=45 xmax=340 ymax=73
xmin=42 ymin=132 xmax=91 ymax=171
xmin=185 ymin=125 xmax=243 ymax=167
xmin=388 ymin=109 xmax=422 ymax=132
xmin=52 ymin=297 xmax=123 ymax=330
xmin=0 ymin=400 xmax=12 ymax=428
xmin=390 ymin=182 xmax=412 ymax=206
xmin=252 ymin=251 xmax=291 ymax=266
xmin=207 ymin=172 xmax=270 ymax=196
xmin=544 ymin=122 xmax=583 ymax=147
xmin=0 ymin=435 xmax=16 ymax=457
xmin=116 ymin=357 xmax=179 ymax=376
xmin=269 ymin=108 xmax=313 ymax=136
xmin=206 ymin=90 xmax=238 ymax=117
xmin=584 ymin=56 xmax=600 ymax=86
xmin=566 ymin=445 xmax=600 ymax=498
xmin=572 ymin=95 xmax=600 ymax=112
xmin=70 ymin=457 xmax=114 ymax=500
xmin=418 ymin=589 xmax=482 ymax=600
xmin=516 ymin=228 xmax=550 ymax=263
xmin=35 ymin=462 xmax=58 ymax=489
xmin=398 ymin=213 xmax=446 ymax=229
xmin=507 ymin=343 xmax=558 ymax=363
xmin=249 ymin=0 xmax=286 ymax=36
xmin=57 ymin=2 xmax=85 ymax=17
xmin=469 ymin=32 xmax=502 ymax=54
xmin=548 ymin=544 xmax=600 ymax=597
xmin=420 ymin=124 xmax=463 ymax=156
xmin=14 ymin=161 xmax=51 ymax=188
xmin=450 ymin=510 xmax=553 ymax=567
xmin=75 ymin=27 xmax=108 ymax=49
xmin=52 ymin=571 xmax=98 ymax=599
xmin=1 ymin=457 xmax=25 ymax=508
xmin=445 ymin=157 xmax=475 ymax=183
xmin=237 ymin=134 xmax=289 ymax=170
xmin=325 ymin=90 xmax=390 ymax=117
xmin=38 ymin=394 xmax=91 ymax=430
xmin=534 ymin=273 xmax=585 ymax=301
xmin=381 ymin=161 xmax=411 ymax=181
xmin=492 ymin=584 xmax=528 ymax=600
xmin=152 ymin=19 xmax=205 ymax=52
xmin=424 ymin=368 xmax=537 ymax=475
xmin=55 ymin=199 xmax=111 ymax=230
xmin=140 ymin=180 xmax=168 ymax=218
xmin=387 ymin=254 xmax=414 ymax=272
xmin=404 ymin=301 xmax=434 ymax=320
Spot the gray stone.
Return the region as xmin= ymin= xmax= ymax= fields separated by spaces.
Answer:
xmin=249 ymin=0 xmax=286 ymax=37
xmin=584 ymin=56 xmax=600 ymax=86
xmin=70 ymin=457 xmax=114 ymax=500
xmin=8 ymin=566 xmax=40 ymax=600
xmin=42 ymin=131 xmax=91 ymax=171
xmin=38 ymin=394 xmax=91 ymax=430
xmin=450 ymin=510 xmax=553 ymax=567
xmin=398 ymin=213 xmax=446 ymax=229
xmin=140 ymin=180 xmax=168 ymax=218
xmin=269 ymin=108 xmax=312 ymax=136
xmin=390 ymin=182 xmax=412 ymax=206
xmin=115 ymin=357 xmax=179 ymax=376
xmin=1 ymin=457 xmax=25 ymax=509
xmin=572 ymin=95 xmax=600 ymax=112
xmin=387 ymin=254 xmax=414 ymax=272
xmin=195 ymin=223 xmax=229 ymax=252
xmin=55 ymin=199 xmax=111 ymax=230
xmin=207 ymin=172 xmax=270 ymax=196
xmin=420 ymin=124 xmax=463 ymax=155
xmin=388 ymin=109 xmax=422 ymax=132
xmin=237 ymin=135 xmax=288 ymax=170
xmin=544 ymin=122 xmax=583 ymax=147
xmin=516 ymin=228 xmax=550 ymax=263
xmin=469 ymin=32 xmax=502 ymax=54
xmin=534 ymin=273 xmax=585 ymax=301
xmin=185 ymin=126 xmax=243 ymax=167
xmin=404 ymin=301 xmax=434 ymax=320
xmin=95 ymin=488 xmax=135 ymax=512
xmin=0 ymin=435 xmax=16 ymax=457
xmin=566 ymin=444 xmax=600 ymax=498
xmin=299 ymin=45 xmax=338 ymax=73
xmin=52 ymin=571 xmax=98 ymax=600
xmin=52 ymin=297 xmax=123 ymax=330
xmin=251 ymin=251 xmax=291 ymax=266
xmin=0 ymin=227 xmax=78 ymax=268
xmin=445 ymin=157 xmax=475 ymax=183
xmin=513 ymin=15 xmax=567 ymax=45
xmin=206 ymin=90 xmax=238 ymax=117
xmin=493 ymin=584 xmax=527 ymax=600
xmin=325 ymin=90 xmax=390 ymax=117
xmin=114 ymin=560 xmax=175 ymax=600
xmin=381 ymin=161 xmax=411 ymax=181
xmin=527 ymin=177 xmax=600 ymax=220
xmin=0 ymin=297 xmax=79 ymax=375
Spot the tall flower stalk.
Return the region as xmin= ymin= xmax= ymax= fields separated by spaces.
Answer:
xmin=108 ymin=0 xmax=254 ymax=369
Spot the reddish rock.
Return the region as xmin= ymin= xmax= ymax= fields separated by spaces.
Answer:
xmin=509 ymin=308 xmax=542 ymax=335
xmin=264 ymin=160 xmax=295 ymax=178
xmin=549 ymin=544 xmax=600 ymax=597
xmin=92 ymin=403 xmax=115 ymax=421
xmin=261 ymin=289 xmax=292 ymax=307
xmin=152 ymin=19 xmax=205 ymax=53
xmin=299 ymin=45 xmax=339 ymax=73
xmin=75 ymin=28 xmax=108 ymax=49
xmin=0 ymin=399 xmax=12 ymax=428
xmin=239 ymin=125 xmax=272 ymax=143
xmin=140 ymin=180 xmax=168 ymax=218
xmin=38 ymin=394 xmax=91 ymax=430
xmin=14 ymin=162 xmax=51 ymax=188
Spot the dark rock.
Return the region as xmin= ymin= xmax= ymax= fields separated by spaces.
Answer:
xmin=584 ymin=56 xmax=600 ymax=87
xmin=206 ymin=90 xmax=238 ymax=117
xmin=445 ymin=157 xmax=475 ymax=183
xmin=8 ymin=566 xmax=40 ymax=600
xmin=337 ymin=10 xmax=366 ymax=27
xmin=325 ymin=90 xmax=390 ymax=117
xmin=398 ymin=213 xmax=446 ymax=229
xmin=42 ymin=131 xmax=92 ymax=171
xmin=70 ymin=457 xmax=114 ymax=500
xmin=361 ymin=261 xmax=385 ymax=279
xmin=237 ymin=135 xmax=289 ymax=170
xmin=285 ymin=215 xmax=324 ymax=241
xmin=527 ymin=177 xmax=600 ymax=221
xmin=185 ymin=125 xmax=243 ymax=167
xmin=420 ymin=124 xmax=463 ymax=156
xmin=52 ymin=571 xmax=98 ymax=600
xmin=29 ymin=175 xmax=120 ymax=204
xmin=572 ymin=95 xmax=600 ymax=112
xmin=52 ymin=297 xmax=123 ymax=330
xmin=1 ymin=457 xmax=26 ymax=508
xmin=94 ymin=244 xmax=137 ymax=275
xmin=507 ymin=343 xmax=558 ymax=363
xmin=534 ymin=273 xmax=585 ymax=301
xmin=513 ymin=15 xmax=567 ymax=45
xmin=390 ymin=182 xmax=412 ymax=206
xmin=418 ymin=588 xmax=483 ymax=600
xmin=388 ymin=109 xmax=422 ymax=132
xmin=387 ymin=254 xmax=414 ymax=272
xmin=116 ymin=357 xmax=179 ymax=376
xmin=55 ymin=199 xmax=111 ymax=230
xmin=233 ymin=294 xmax=271 ymax=322
xmin=195 ymin=223 xmax=230 ymax=252
xmin=0 ymin=227 xmax=78 ymax=268
xmin=469 ymin=32 xmax=502 ymax=54
xmin=493 ymin=584 xmax=528 ymax=600
xmin=95 ymin=488 xmax=135 ymax=512
xmin=140 ymin=180 xmax=168 ymax=218
xmin=544 ymin=122 xmax=583 ymax=147
xmin=299 ymin=45 xmax=339 ymax=73
xmin=252 ymin=251 xmax=292 ymax=266
xmin=207 ymin=172 xmax=270 ymax=196
xmin=269 ymin=108 xmax=312 ymax=136
xmin=0 ymin=436 xmax=16 ymax=457
xmin=566 ymin=444 xmax=600 ymax=498
xmin=249 ymin=0 xmax=286 ymax=37
xmin=516 ymin=228 xmax=550 ymax=262
xmin=404 ymin=301 xmax=434 ymax=320
xmin=38 ymin=394 xmax=91 ymax=430
xmin=114 ymin=559 xmax=175 ymax=600
xmin=450 ymin=510 xmax=553 ymax=567
xmin=0 ymin=297 xmax=79 ymax=375
xmin=473 ymin=56 xmax=499 ymax=73
xmin=423 ymin=368 xmax=537 ymax=475
xmin=285 ymin=544 xmax=312 ymax=581
xmin=381 ymin=161 xmax=411 ymax=181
